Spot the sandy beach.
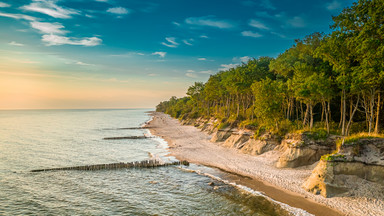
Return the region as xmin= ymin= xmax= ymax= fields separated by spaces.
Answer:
xmin=147 ymin=112 xmax=384 ymax=216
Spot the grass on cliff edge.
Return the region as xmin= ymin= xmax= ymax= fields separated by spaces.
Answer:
xmin=336 ymin=133 xmax=384 ymax=148
xmin=322 ymin=133 xmax=384 ymax=161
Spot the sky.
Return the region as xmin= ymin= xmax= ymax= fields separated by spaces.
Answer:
xmin=0 ymin=0 xmax=355 ymax=109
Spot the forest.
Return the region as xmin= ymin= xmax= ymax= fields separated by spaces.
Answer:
xmin=156 ymin=0 xmax=384 ymax=137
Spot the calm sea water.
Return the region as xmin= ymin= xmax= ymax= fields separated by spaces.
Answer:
xmin=0 ymin=109 xmax=305 ymax=215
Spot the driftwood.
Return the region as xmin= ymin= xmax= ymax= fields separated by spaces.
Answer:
xmin=31 ymin=160 xmax=189 ymax=172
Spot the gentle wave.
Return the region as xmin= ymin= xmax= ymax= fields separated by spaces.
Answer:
xmin=180 ymin=167 xmax=314 ymax=216
xmin=144 ymin=114 xmax=313 ymax=216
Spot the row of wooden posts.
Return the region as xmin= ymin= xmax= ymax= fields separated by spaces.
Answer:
xmin=103 ymin=136 xmax=154 ymax=140
xmin=31 ymin=159 xmax=189 ymax=172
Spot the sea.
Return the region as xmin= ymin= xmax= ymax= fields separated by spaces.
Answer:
xmin=0 ymin=109 xmax=310 ymax=215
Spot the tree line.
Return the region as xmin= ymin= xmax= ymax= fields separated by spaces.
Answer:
xmin=156 ymin=0 xmax=384 ymax=136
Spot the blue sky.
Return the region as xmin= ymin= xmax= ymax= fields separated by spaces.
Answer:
xmin=0 ymin=0 xmax=355 ymax=109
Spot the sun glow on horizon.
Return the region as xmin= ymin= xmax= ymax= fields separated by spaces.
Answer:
xmin=0 ymin=69 xmax=187 ymax=109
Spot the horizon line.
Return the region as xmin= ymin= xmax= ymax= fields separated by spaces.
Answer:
xmin=0 ymin=107 xmax=155 ymax=111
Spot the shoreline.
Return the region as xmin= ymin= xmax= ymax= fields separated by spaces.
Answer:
xmin=146 ymin=112 xmax=343 ymax=216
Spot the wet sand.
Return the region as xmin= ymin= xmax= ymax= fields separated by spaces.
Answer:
xmin=147 ymin=112 xmax=384 ymax=216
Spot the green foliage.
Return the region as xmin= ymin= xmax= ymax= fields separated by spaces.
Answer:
xmin=253 ymin=126 xmax=266 ymax=138
xmin=274 ymin=119 xmax=295 ymax=137
xmin=156 ymin=1 xmax=384 ymax=138
xmin=337 ymin=133 xmax=384 ymax=147
xmin=252 ymin=78 xmax=284 ymax=128
xmin=239 ymin=119 xmax=259 ymax=130
xmin=304 ymin=128 xmax=329 ymax=140
xmin=217 ymin=122 xmax=230 ymax=130
xmin=321 ymin=153 xmax=346 ymax=162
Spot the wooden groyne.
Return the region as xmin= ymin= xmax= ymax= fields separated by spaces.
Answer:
xmin=102 ymin=126 xmax=152 ymax=130
xmin=103 ymin=136 xmax=154 ymax=140
xmin=31 ymin=160 xmax=189 ymax=172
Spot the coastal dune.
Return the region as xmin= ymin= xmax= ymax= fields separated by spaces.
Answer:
xmin=148 ymin=112 xmax=384 ymax=216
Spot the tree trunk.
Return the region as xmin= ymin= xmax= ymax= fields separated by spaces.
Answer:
xmin=346 ymin=95 xmax=360 ymax=136
xmin=310 ymin=103 xmax=314 ymax=130
xmin=321 ymin=102 xmax=324 ymax=122
xmin=303 ymin=103 xmax=309 ymax=127
xmin=300 ymin=102 xmax=304 ymax=122
xmin=324 ymin=101 xmax=330 ymax=134
xmin=369 ymin=89 xmax=376 ymax=134
xmin=375 ymin=92 xmax=381 ymax=134
xmin=339 ymin=96 xmax=343 ymax=128
xmin=328 ymin=99 xmax=332 ymax=124
xmin=363 ymin=95 xmax=369 ymax=129
xmin=286 ymin=98 xmax=290 ymax=120
xmin=341 ymin=89 xmax=346 ymax=136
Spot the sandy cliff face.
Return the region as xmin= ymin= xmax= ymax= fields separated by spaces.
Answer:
xmin=184 ymin=118 xmax=337 ymax=168
xmin=276 ymin=133 xmax=337 ymax=168
xmin=211 ymin=128 xmax=235 ymax=142
xmin=240 ymin=133 xmax=280 ymax=155
xmin=303 ymin=138 xmax=384 ymax=197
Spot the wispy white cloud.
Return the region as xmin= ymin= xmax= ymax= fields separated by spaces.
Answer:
xmin=285 ymin=16 xmax=306 ymax=28
xmin=185 ymin=16 xmax=236 ymax=29
xmin=166 ymin=37 xmax=178 ymax=45
xmin=107 ymin=7 xmax=130 ymax=15
xmin=152 ymin=52 xmax=166 ymax=58
xmin=249 ymin=19 xmax=269 ymax=30
xmin=187 ymin=69 xmax=195 ymax=73
xmin=219 ymin=64 xmax=238 ymax=71
xmin=0 ymin=2 xmax=11 ymax=7
xmin=233 ymin=56 xmax=251 ymax=63
xmin=110 ymin=52 xmax=145 ymax=57
xmin=30 ymin=21 xmax=67 ymax=34
xmin=200 ymin=35 xmax=209 ymax=39
xmin=172 ymin=21 xmax=180 ymax=26
xmin=271 ymin=32 xmax=287 ymax=38
xmin=76 ymin=61 xmax=93 ymax=66
xmin=161 ymin=43 xmax=177 ymax=48
xmin=240 ymin=56 xmax=251 ymax=62
xmin=8 ymin=41 xmax=25 ymax=46
xmin=147 ymin=73 xmax=158 ymax=77
xmin=326 ymin=0 xmax=342 ymax=11
xmin=185 ymin=72 xmax=197 ymax=78
xmin=183 ymin=39 xmax=194 ymax=46
xmin=0 ymin=12 xmax=36 ymax=21
xmin=162 ymin=37 xmax=179 ymax=48
xmin=198 ymin=58 xmax=207 ymax=61
xmin=199 ymin=70 xmax=214 ymax=74
xmin=241 ymin=31 xmax=262 ymax=38
xmin=95 ymin=0 xmax=108 ymax=2
xmin=21 ymin=0 xmax=79 ymax=19
xmin=42 ymin=34 xmax=102 ymax=46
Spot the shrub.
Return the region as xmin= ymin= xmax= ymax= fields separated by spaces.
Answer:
xmin=239 ymin=119 xmax=259 ymax=130
xmin=217 ymin=122 xmax=230 ymax=130
xmin=321 ymin=153 xmax=346 ymax=161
